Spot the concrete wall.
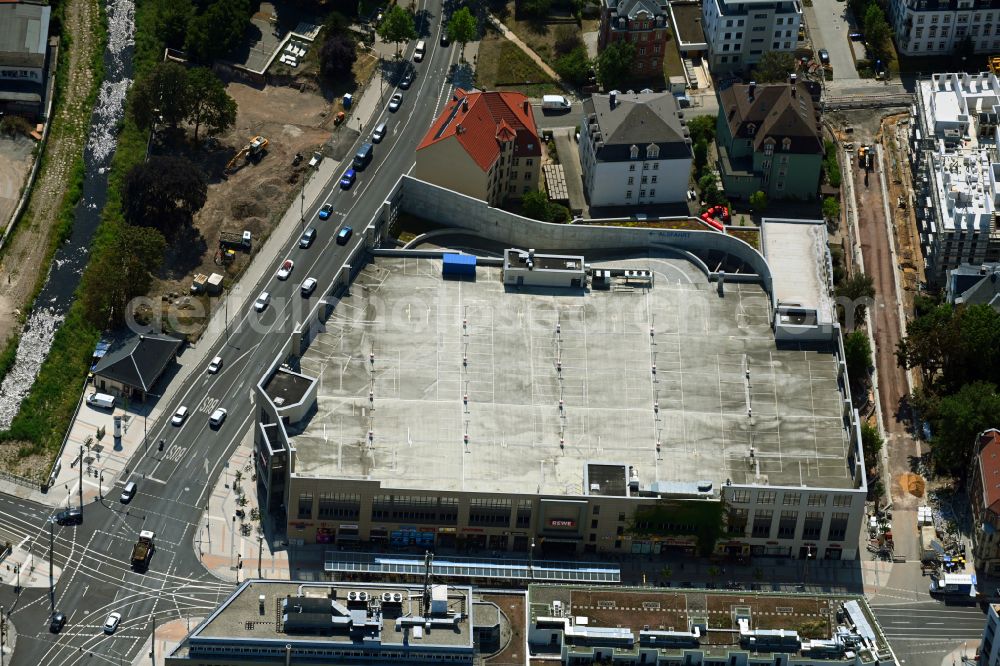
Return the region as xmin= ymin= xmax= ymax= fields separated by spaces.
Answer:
xmin=392 ymin=176 xmax=775 ymax=308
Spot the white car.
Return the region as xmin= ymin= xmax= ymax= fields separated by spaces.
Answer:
xmin=207 ymin=356 xmax=223 ymax=374
xmin=254 ymin=292 xmax=270 ymax=312
xmin=104 ymin=612 xmax=121 ymax=634
xmin=389 ymin=93 xmax=403 ymax=112
xmin=276 ymin=259 xmax=294 ymax=280
xmin=209 ymin=408 xmax=228 ymax=427
xmin=301 ymin=277 xmax=318 ymax=297
xmin=171 ymin=406 xmax=189 ymax=426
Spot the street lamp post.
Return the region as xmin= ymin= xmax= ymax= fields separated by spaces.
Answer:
xmin=14 ymin=565 xmax=19 ymax=594
xmin=258 ymin=535 xmax=264 ymax=579
xmin=99 ymin=471 xmax=104 ymax=501
xmin=528 ymin=539 xmax=535 ymax=581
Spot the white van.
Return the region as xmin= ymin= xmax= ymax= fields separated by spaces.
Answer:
xmin=414 ymin=40 xmax=426 ymax=62
xmin=542 ymin=94 xmax=571 ymax=111
xmin=87 ymin=392 xmax=116 ymax=410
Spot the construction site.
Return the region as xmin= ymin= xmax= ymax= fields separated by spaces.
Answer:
xmin=142 ymin=77 xmax=359 ymax=339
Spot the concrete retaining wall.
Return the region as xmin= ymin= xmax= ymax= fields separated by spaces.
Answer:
xmin=391 ymin=176 xmax=775 ymax=309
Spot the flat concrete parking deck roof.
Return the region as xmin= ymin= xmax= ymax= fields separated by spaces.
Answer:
xmin=292 ymin=255 xmax=852 ymax=493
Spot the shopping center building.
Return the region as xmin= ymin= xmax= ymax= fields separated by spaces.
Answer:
xmin=252 ymin=178 xmax=867 ymax=562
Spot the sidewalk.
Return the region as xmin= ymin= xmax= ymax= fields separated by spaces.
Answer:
xmin=0 ymin=541 xmax=61 ymax=589
xmin=129 ymin=616 xmax=203 ymax=666
xmin=194 ymin=431 xmax=290 ymax=583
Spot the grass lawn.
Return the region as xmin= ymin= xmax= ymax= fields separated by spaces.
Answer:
xmin=475 ymin=29 xmax=561 ymax=97
xmin=581 ymin=219 xmax=715 ymax=231
xmin=727 ymin=227 xmax=762 ymax=251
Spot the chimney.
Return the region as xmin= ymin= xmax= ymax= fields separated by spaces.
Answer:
xmin=462 ymin=98 xmax=468 ymax=112
xmin=610 ymin=90 xmax=617 ymax=109
xmin=748 ymin=81 xmax=756 ymax=101
xmin=523 ymin=99 xmax=530 ymax=114
xmin=789 ymin=73 xmax=797 ymax=85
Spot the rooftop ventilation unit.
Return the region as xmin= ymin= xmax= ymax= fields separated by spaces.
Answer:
xmin=358 ymin=591 xmax=369 ymax=602
xmin=382 ymin=592 xmax=394 ymax=602
xmin=347 ymin=591 xmax=359 ymax=601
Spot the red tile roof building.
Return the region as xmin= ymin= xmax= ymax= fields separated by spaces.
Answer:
xmin=972 ymin=428 xmax=1000 ymax=574
xmin=415 ymin=89 xmax=542 ymax=206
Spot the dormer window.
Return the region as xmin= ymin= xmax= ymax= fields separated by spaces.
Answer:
xmin=646 ymin=143 xmax=660 ymax=159
xmin=763 ymin=138 xmax=774 ymax=155
xmin=746 ymin=123 xmax=756 ymax=136
xmin=781 ymin=137 xmax=792 ymax=151
xmin=630 ymin=144 xmax=639 ymax=159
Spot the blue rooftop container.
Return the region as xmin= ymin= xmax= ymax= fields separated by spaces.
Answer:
xmin=442 ymin=253 xmax=476 ymax=278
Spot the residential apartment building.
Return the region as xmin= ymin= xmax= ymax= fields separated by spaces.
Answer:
xmin=598 ymin=0 xmax=671 ymax=79
xmin=912 ymin=72 xmax=1000 ymax=280
xmin=888 ymin=0 xmax=1000 ymax=57
xmin=971 ymin=429 xmax=1000 ymax=575
xmin=702 ymin=0 xmax=801 ymax=72
xmin=947 ymin=261 xmax=1000 ymax=310
xmin=578 ymin=90 xmax=692 ymax=206
xmin=415 ymin=89 xmax=541 ymax=207
xmin=715 ymin=80 xmax=823 ymax=200
xmin=983 ymin=603 xmax=1000 ymax=666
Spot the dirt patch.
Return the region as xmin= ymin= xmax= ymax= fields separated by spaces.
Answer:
xmin=897 ymin=472 xmax=925 ymax=498
xmin=0 ymin=0 xmax=100 ymax=347
xmin=0 ymin=136 xmax=34 ymax=229
xmin=147 ymin=81 xmax=337 ymax=335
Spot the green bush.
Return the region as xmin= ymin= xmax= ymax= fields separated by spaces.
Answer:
xmin=823 ymin=140 xmax=841 ymax=188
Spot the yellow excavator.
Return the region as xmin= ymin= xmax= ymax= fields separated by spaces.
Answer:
xmin=225 ymin=135 xmax=269 ymax=172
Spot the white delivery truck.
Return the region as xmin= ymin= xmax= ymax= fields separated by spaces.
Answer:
xmin=87 ymin=392 xmax=116 ymax=409
xmin=542 ymin=94 xmax=571 ymax=111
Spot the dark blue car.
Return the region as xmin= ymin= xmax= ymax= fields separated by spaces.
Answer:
xmin=337 ymin=226 xmax=353 ymax=245
xmin=340 ymin=169 xmax=356 ymax=189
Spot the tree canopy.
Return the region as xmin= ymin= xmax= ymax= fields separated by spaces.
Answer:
xmin=447 ymin=7 xmax=478 ymax=60
xmin=896 ymin=303 xmax=1000 ymax=477
xmin=862 ymin=4 xmax=892 ymax=63
xmin=835 ymin=272 xmax=876 ymax=326
xmin=749 ymin=190 xmax=768 ymax=211
xmin=123 ymin=156 xmax=208 ymax=239
xmin=844 ymin=329 xmax=872 ymax=392
xmin=521 ymin=190 xmax=569 ymax=223
xmin=596 ymin=41 xmax=635 ymax=91
xmin=822 ymin=196 xmax=841 ymax=222
xmin=555 ymin=47 xmax=592 ymax=86
xmin=518 ymin=0 xmax=552 ymax=18
xmin=378 ymin=5 xmax=417 ymax=58
xmin=319 ymin=32 xmax=358 ymax=82
xmin=860 ymin=421 xmax=883 ymax=477
xmin=751 ymin=51 xmax=796 ymax=83
xmin=185 ymin=67 xmax=237 ymax=141
xmin=130 ymin=63 xmax=236 ymax=141
xmin=130 ymin=60 xmax=190 ymax=129
xmin=80 ymin=223 xmax=166 ymax=328
xmin=687 ymin=115 xmax=716 ymax=145
xmin=185 ymin=0 xmax=253 ymax=63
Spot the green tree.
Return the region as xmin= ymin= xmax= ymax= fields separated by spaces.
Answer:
xmin=130 ymin=61 xmax=190 ymax=130
xmin=80 ymin=224 xmax=166 ymax=328
xmin=860 ymin=421 xmax=883 ymax=476
xmin=185 ymin=67 xmax=237 ymax=141
xmin=749 ymin=190 xmax=768 ymax=211
xmin=153 ymin=0 xmax=194 ymax=50
xmin=319 ymin=32 xmax=358 ymax=82
xmin=822 ymin=196 xmax=841 ymax=222
xmin=693 ymin=139 xmax=708 ymax=180
xmin=323 ymin=10 xmax=351 ymax=36
xmin=896 ymin=303 xmax=958 ymax=387
xmin=123 ymin=156 xmax=208 ymax=239
xmin=185 ymin=0 xmax=253 ymax=63
xmin=930 ymin=382 xmax=1000 ymax=475
xmin=835 ymin=272 xmax=876 ymax=325
xmin=863 ymin=4 xmax=892 ymax=62
xmin=378 ymin=5 xmax=417 ymax=58
xmin=518 ymin=0 xmax=552 ymax=18
xmin=844 ymin=329 xmax=872 ymax=390
xmin=687 ymin=115 xmax=716 ymax=146
xmin=596 ymin=41 xmax=635 ymax=91
xmin=751 ymin=51 xmax=796 ymax=83
xmin=447 ymin=7 xmax=477 ymax=61
xmin=555 ymin=47 xmax=592 ymax=87
xmin=522 ymin=190 xmax=550 ymax=221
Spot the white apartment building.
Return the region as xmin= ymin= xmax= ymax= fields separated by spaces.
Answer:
xmin=889 ymin=0 xmax=1000 ymax=57
xmin=578 ymin=90 xmax=692 ymax=207
xmin=982 ymin=603 xmax=1000 ymax=666
xmin=701 ymin=0 xmax=801 ymax=72
xmin=912 ymin=72 xmax=1000 ymax=280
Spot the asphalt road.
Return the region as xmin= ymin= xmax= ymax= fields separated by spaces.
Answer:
xmin=1 ymin=0 xmax=459 ymax=663
xmin=871 ymin=601 xmax=985 ymax=666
